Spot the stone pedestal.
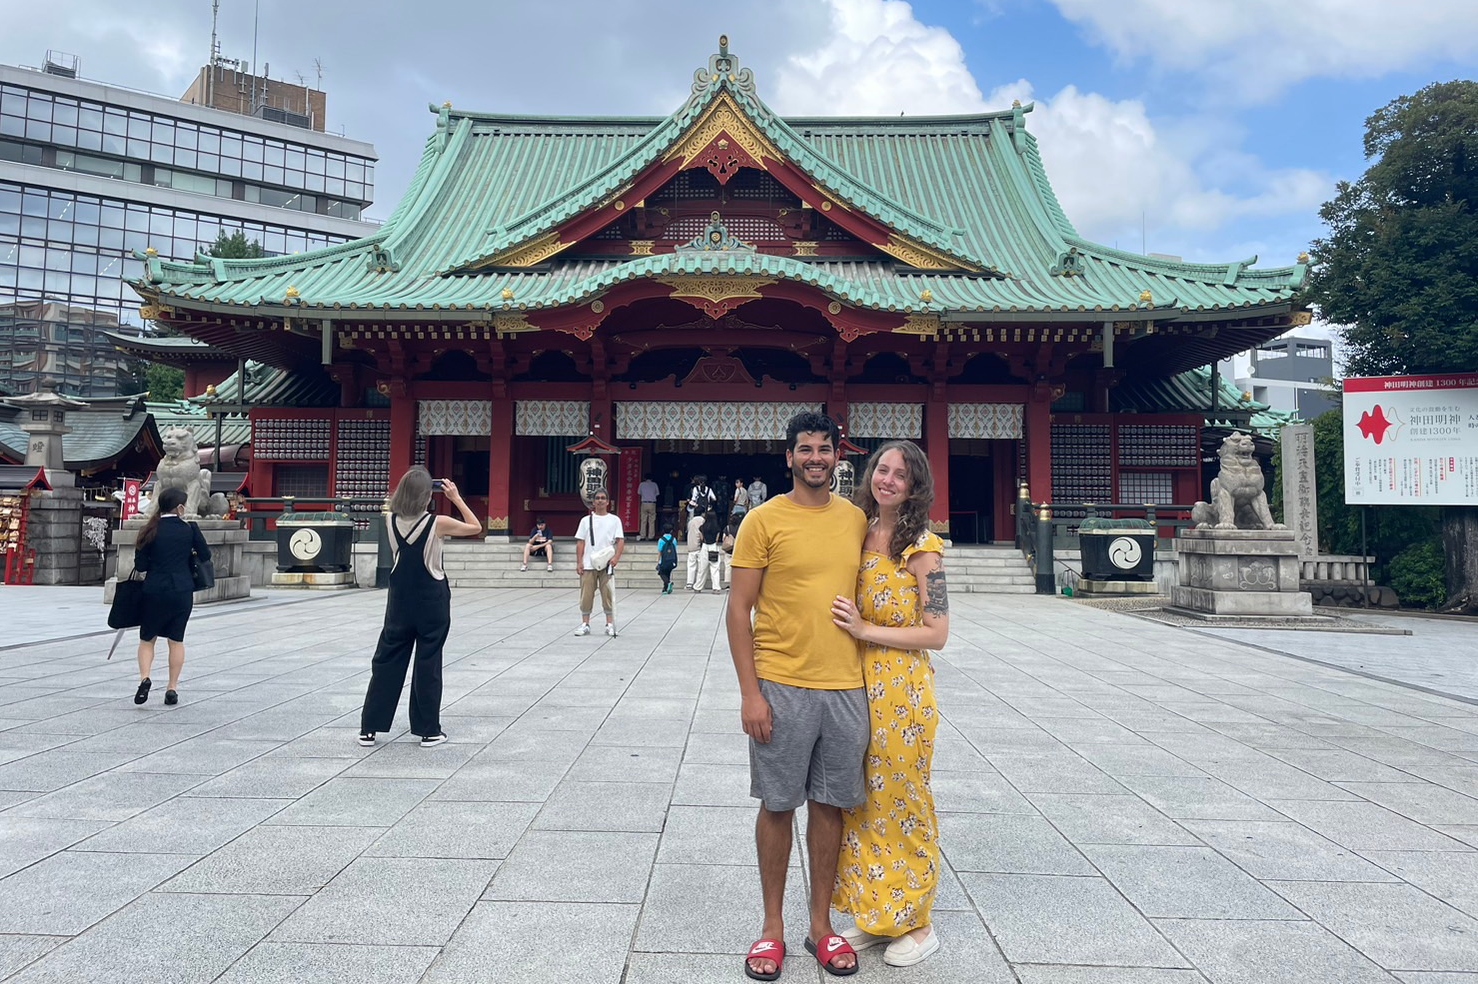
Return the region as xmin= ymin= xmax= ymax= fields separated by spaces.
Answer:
xmin=270 ymin=570 xmax=355 ymax=590
xmin=104 ymin=517 xmax=250 ymax=604
xmin=27 ymin=487 xmax=94 ymax=585
xmin=1077 ymin=578 xmax=1160 ymax=596
xmin=1171 ymin=529 xmax=1313 ymax=616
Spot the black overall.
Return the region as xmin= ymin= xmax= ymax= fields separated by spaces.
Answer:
xmin=359 ymin=513 xmax=451 ymax=736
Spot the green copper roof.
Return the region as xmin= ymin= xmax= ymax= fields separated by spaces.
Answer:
xmin=1116 ymin=366 xmax=1297 ymax=436
xmin=136 ymin=41 xmax=1307 ymax=323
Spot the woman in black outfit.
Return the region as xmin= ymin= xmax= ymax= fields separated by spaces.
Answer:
xmin=358 ymin=467 xmax=480 ymax=748
xmin=133 ymin=487 xmax=210 ymax=706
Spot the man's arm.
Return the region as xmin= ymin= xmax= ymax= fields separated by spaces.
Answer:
xmin=573 ymin=520 xmax=586 ymax=575
xmin=725 ymin=566 xmax=771 ymax=743
xmin=611 ymin=534 xmax=625 ymax=570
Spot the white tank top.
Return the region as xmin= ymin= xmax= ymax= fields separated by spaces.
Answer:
xmin=388 ymin=513 xmax=446 ymax=580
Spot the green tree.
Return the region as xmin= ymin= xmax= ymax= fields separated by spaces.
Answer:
xmin=1307 ymin=81 xmax=1478 ymax=613
xmin=206 ymin=230 xmax=267 ymax=259
xmin=144 ymin=362 xmax=183 ymax=402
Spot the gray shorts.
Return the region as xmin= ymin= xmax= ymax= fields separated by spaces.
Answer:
xmin=749 ymin=679 xmax=868 ymax=813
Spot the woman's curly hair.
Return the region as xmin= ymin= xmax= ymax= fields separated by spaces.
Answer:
xmin=852 ymin=440 xmax=935 ymax=560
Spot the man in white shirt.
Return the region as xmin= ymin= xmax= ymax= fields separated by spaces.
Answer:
xmin=573 ymin=489 xmax=625 ymax=637
xmin=637 ymin=473 xmax=660 ymax=540
xmin=687 ymin=476 xmax=716 ymax=520
xmin=686 ymin=509 xmax=709 ymax=591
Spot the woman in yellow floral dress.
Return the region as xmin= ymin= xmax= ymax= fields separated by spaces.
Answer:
xmin=830 ymin=440 xmax=949 ymax=968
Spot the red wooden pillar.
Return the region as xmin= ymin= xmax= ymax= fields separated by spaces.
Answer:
xmin=486 ymin=396 xmax=513 ymax=538
xmin=1025 ymin=384 xmax=1054 ymax=504
xmin=924 ymin=397 xmax=950 ymax=535
xmin=388 ymin=387 xmax=415 ymax=489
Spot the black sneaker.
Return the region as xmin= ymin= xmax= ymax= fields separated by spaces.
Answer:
xmin=163 ymin=690 xmax=179 ymax=706
xmin=420 ymin=732 xmax=448 ymax=747
xmin=357 ymin=732 xmax=376 ymax=747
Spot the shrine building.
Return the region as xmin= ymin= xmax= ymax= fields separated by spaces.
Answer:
xmin=131 ymin=38 xmax=1308 ymax=542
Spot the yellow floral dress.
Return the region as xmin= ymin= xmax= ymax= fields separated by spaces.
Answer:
xmin=832 ymin=530 xmax=943 ymax=936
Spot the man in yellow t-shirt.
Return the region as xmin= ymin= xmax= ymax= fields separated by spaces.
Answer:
xmin=727 ymin=411 xmax=868 ymax=979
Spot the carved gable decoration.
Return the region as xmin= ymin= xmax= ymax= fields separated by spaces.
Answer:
xmin=675 ymin=212 xmax=756 ymax=254
xmin=682 ymin=355 xmax=757 ymax=386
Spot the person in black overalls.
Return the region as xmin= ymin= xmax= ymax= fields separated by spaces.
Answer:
xmin=358 ymin=467 xmax=481 ymax=748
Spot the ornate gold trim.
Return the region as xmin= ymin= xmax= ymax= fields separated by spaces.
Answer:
xmin=792 ymin=241 xmax=819 ymax=257
xmin=928 ymin=519 xmax=951 ymax=535
xmin=879 ymin=234 xmax=975 ymax=273
xmin=658 ymin=275 xmax=774 ymax=306
xmin=485 ymin=231 xmax=567 ymax=269
xmin=138 ymin=304 xmax=175 ymax=321
xmin=629 ymin=240 xmax=655 ymax=256
xmin=486 ymin=515 xmax=509 ymax=531
xmin=1289 ymin=310 xmax=1313 ymax=326
xmin=664 ymin=93 xmax=782 ymax=169
xmin=492 ymin=312 xmax=539 ymax=336
xmin=894 ymin=313 xmax=942 ymax=337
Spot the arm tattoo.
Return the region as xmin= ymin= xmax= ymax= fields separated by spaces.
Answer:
xmin=923 ymin=568 xmax=950 ymax=616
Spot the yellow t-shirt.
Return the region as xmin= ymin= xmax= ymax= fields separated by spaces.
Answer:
xmin=731 ymin=493 xmax=868 ymax=690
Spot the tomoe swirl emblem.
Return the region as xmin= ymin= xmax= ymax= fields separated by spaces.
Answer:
xmin=1108 ymin=536 xmax=1142 ymax=569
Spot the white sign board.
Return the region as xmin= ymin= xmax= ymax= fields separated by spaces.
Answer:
xmin=1343 ymin=373 xmax=1478 ymax=506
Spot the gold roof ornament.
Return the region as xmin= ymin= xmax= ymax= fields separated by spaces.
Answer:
xmin=1012 ymin=99 xmax=1022 ymax=108
xmin=920 ymin=288 xmax=934 ymax=304
xmin=144 ymin=247 xmax=158 ymax=256
xmin=1297 ymin=252 xmax=1310 ymax=263
xmin=1139 ymin=289 xmax=1153 ymax=304
xmin=204 ymin=383 xmax=217 ymax=398
xmin=500 ymin=287 xmax=515 ymax=302
xmin=285 ymin=286 xmax=301 ymax=300
xmin=443 ymin=101 xmax=452 ymax=109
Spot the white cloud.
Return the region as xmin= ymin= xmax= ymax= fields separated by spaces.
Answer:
xmin=1049 ymin=0 xmax=1478 ymax=102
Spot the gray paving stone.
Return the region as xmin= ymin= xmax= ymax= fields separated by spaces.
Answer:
xmin=338 ymin=740 xmax=481 ymax=779
xmin=114 ymin=736 xmax=282 ymax=775
xmin=485 ymin=829 xmax=656 ymax=902
xmin=1268 ymin=799 xmax=1471 ymax=851
xmin=932 ymin=769 xmax=1037 ymax=814
xmin=1267 ymin=747 xmax=1424 ymax=782
xmin=632 ymin=862 xmax=810 ymax=954
xmin=532 ymin=779 xmax=671 ymax=832
xmin=1115 ymin=775 xmax=1285 ymax=820
xmin=1336 ymin=781 xmax=1478 ymax=825
xmin=5 ymin=770 xmax=203 ymax=822
xmin=422 ymin=901 xmax=637 ymax=984
xmin=1361 ymin=852 xmax=1478 ymax=919
xmin=656 ymin=804 xmax=795 ymax=867
xmin=268 ymin=776 xmax=438 ymax=826
xmin=1394 ymin=974 xmax=1478 ymax=983
xmin=73 ymin=796 xmax=290 ymax=855
xmin=213 ymin=942 xmax=440 ymax=984
xmin=365 ymin=800 xmax=539 ymax=859
xmin=160 ymin=824 xmax=382 ymax=895
xmin=1014 ymin=968 xmax=1208 ymax=984
xmin=0 ymin=751 xmax=139 ymax=793
xmin=178 ymin=755 xmax=351 ymax=798
xmin=1156 ymin=917 xmax=1399 ymax=983
xmin=6 ymin=892 xmax=302 ymax=984
xmin=943 ymin=814 xmax=1095 ymax=874
xmin=680 ymin=730 xmax=749 ymax=766
xmin=1026 ymin=792 xmax=1199 ymax=846
xmin=566 ymin=743 xmax=683 ymax=782
xmin=960 ymin=872 xmax=1188 ymax=967
xmin=982 ymin=750 xmax=1127 ymax=794
xmin=0 ymin=850 xmax=196 ymax=934
xmin=0 ymin=935 xmax=66 ymax=978
xmin=1271 ymin=881 xmax=1478 ymax=971
xmin=1082 ymin=844 xmax=1304 ymax=919
xmin=671 ymin=761 xmax=753 ymax=806
xmin=271 ymin=857 xmax=497 ymax=945
xmin=1071 ymin=742 xmax=1208 ymax=777
xmin=1179 ymin=819 xmax=1398 ymax=881
xmin=0 ymin=818 xmax=110 ymax=879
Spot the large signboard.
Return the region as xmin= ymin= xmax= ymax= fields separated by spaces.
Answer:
xmin=1344 ymin=373 xmax=1478 ymax=506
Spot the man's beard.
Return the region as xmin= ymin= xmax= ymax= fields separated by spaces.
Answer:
xmin=790 ymin=459 xmax=834 ymax=489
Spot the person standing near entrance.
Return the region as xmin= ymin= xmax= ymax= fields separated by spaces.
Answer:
xmin=638 ymin=473 xmax=660 ymax=540
xmin=687 ymin=474 xmax=716 ymax=521
xmin=359 ymin=468 xmax=481 ymax=747
xmin=731 ymin=477 xmax=750 ymax=523
xmin=748 ymin=474 xmax=768 ymax=509
xmin=685 ymin=507 xmax=709 ymax=591
xmin=727 ymin=411 xmax=869 ymax=980
xmin=574 ymin=489 xmax=624 ymax=637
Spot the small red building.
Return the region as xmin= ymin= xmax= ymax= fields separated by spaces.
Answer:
xmin=131 ymin=39 xmax=1307 ymax=541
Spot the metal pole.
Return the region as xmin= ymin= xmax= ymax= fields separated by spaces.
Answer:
xmin=1035 ymin=502 xmax=1055 ymax=595
xmin=1361 ymin=505 xmax=1370 ymax=609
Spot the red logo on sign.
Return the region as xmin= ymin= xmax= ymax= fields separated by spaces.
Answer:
xmin=1357 ymin=405 xmax=1395 ymax=444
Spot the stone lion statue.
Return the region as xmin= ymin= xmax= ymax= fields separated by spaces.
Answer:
xmin=1191 ymin=432 xmax=1285 ymax=531
xmin=145 ymin=427 xmax=229 ymax=518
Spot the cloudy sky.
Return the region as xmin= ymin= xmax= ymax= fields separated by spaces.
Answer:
xmin=4 ymin=0 xmax=1478 ymax=272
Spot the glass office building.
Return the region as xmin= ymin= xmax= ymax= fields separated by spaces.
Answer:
xmin=0 ymin=61 xmax=377 ymax=397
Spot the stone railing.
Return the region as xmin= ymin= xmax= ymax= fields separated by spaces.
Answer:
xmin=1300 ymin=555 xmax=1373 ymax=582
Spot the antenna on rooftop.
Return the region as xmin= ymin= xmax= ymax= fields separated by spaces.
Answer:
xmin=313 ymin=57 xmax=324 ymax=90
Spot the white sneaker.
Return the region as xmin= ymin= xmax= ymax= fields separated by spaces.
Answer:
xmin=605 ymin=623 xmax=616 ymax=637
xmin=840 ymin=925 xmax=889 ymax=952
xmin=519 ymin=564 xmax=527 ymax=572
xmin=883 ymin=928 xmax=939 ymax=967
xmin=573 ymin=623 xmax=590 ymax=636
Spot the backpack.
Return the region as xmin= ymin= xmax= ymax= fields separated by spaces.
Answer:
xmin=657 ymin=535 xmax=678 ymax=573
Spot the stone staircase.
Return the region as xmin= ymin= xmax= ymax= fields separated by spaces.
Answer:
xmin=443 ymin=539 xmax=1035 ymax=593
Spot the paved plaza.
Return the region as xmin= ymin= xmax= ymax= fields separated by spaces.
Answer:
xmin=0 ymin=584 xmax=1476 ymax=983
